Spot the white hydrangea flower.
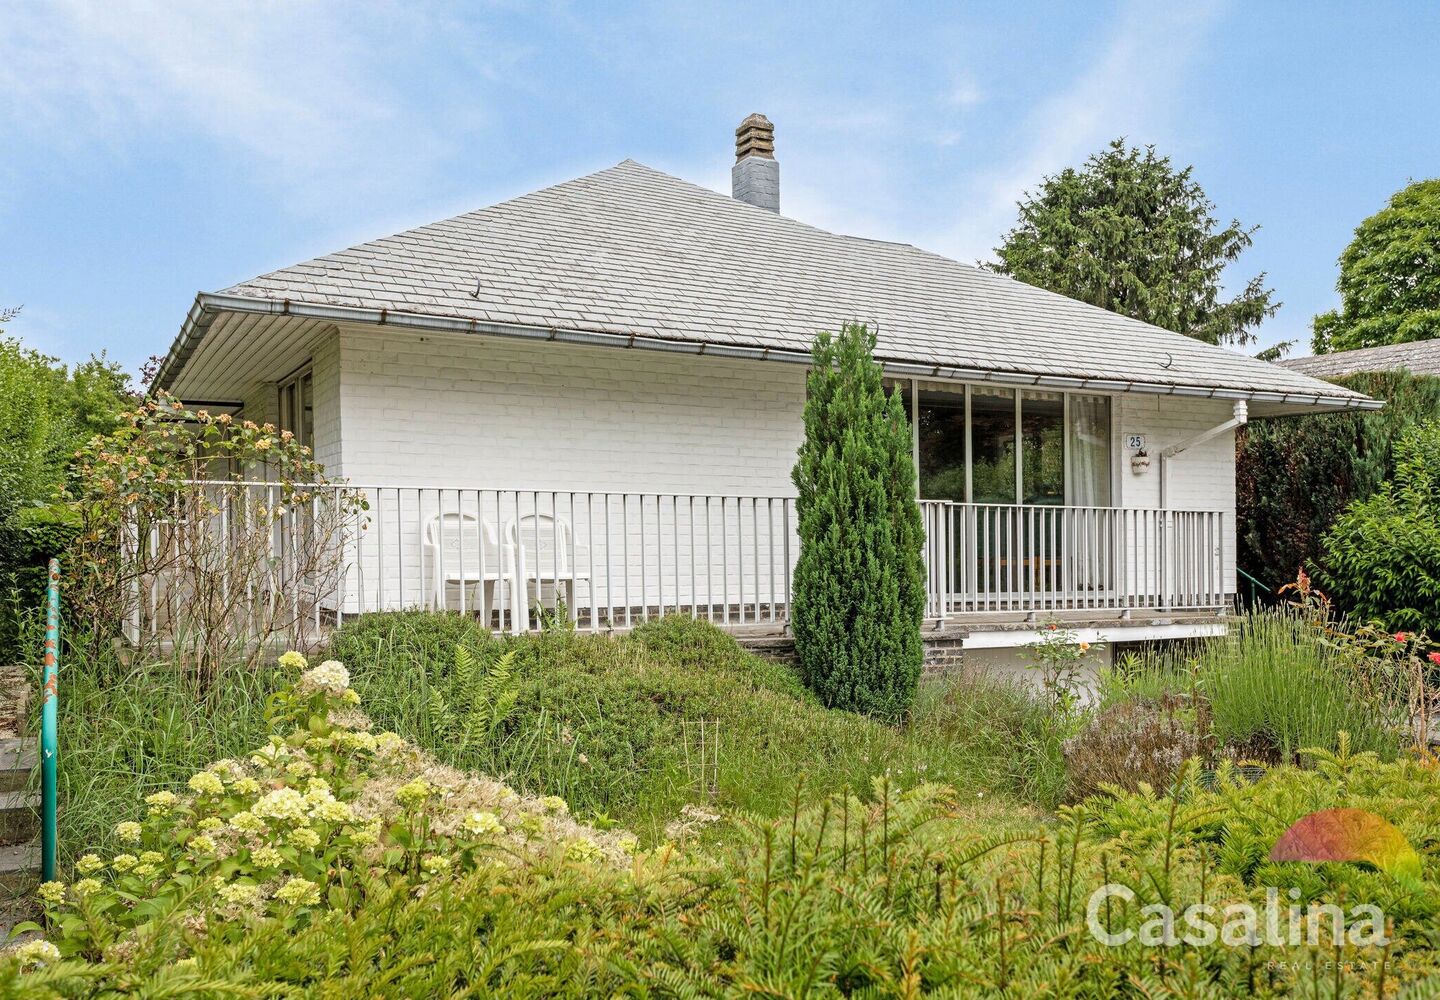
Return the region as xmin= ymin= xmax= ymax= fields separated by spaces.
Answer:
xmin=564 ymin=838 xmax=602 ymax=863
xmin=286 ymin=827 xmax=321 ymax=851
xmin=252 ymin=788 xmax=308 ymax=824
xmin=14 ymin=939 xmax=61 ymax=967
xmin=541 ymin=796 xmax=569 ymax=815
xmin=341 ymin=731 xmax=377 ymax=753
xmin=395 ymin=780 xmax=432 ymax=807
xmin=277 ymin=650 xmax=308 ymax=671
xmin=229 ymin=810 xmax=267 ymax=834
xmin=309 ymin=798 xmax=353 ymax=824
xmin=75 ymin=854 xmax=105 ymax=875
xmin=301 ymin=660 xmax=350 ymax=694
xmin=274 ymin=877 xmax=321 ymax=906
xmin=345 ymin=821 xmax=381 ymax=846
xmin=188 ymin=771 xmax=225 ymax=796
xmin=145 ymin=790 xmax=179 ymax=816
xmin=217 ymin=881 xmax=260 ymax=906
xmin=461 ymin=811 xmax=506 ymax=837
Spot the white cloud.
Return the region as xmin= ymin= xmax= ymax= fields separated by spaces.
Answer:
xmin=0 ymin=1 xmax=490 ymax=214
xmin=946 ymin=76 xmax=984 ymax=108
xmin=931 ymin=1 xmax=1226 ymax=263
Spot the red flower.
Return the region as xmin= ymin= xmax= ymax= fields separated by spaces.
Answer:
xmin=1394 ymin=632 xmax=1411 ymax=643
xmin=1428 ymin=652 xmax=1440 ymax=667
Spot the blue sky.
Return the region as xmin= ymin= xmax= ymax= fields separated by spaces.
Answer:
xmin=4 ymin=1 xmax=1437 ymax=377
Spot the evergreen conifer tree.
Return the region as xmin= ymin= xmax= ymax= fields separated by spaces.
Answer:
xmin=790 ymin=323 xmax=925 ymax=719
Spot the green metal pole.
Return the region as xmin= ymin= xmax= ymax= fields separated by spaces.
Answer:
xmin=41 ymin=558 xmax=59 ymax=882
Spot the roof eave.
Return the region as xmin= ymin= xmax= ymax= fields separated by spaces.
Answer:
xmin=155 ymin=292 xmax=1383 ymax=413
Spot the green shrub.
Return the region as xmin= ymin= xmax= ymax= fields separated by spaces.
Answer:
xmin=1236 ymin=369 xmax=1440 ymax=596
xmin=11 ymin=650 xmax=639 ymax=993
xmin=0 ymin=329 xmax=131 ymax=660
xmin=790 ymin=322 xmax=925 ymax=719
xmin=326 ymin=612 xmax=1050 ymax=836
xmin=1097 ymin=609 xmax=1404 ymax=766
xmin=16 ymin=742 xmax=1440 ymax=996
xmin=1062 ymin=693 xmax=1210 ymax=801
xmin=1320 ymin=421 xmax=1440 ymax=633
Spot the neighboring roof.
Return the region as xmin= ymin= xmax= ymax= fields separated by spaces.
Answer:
xmin=155 ymin=159 xmax=1378 ymax=411
xmin=1281 ymin=339 xmax=1440 ymax=379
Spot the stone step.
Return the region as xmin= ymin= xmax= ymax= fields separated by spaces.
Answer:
xmin=0 ymin=738 xmax=36 ymax=794
xmin=0 ymin=791 xmax=39 ymax=847
xmin=0 ymin=839 xmax=39 ymax=896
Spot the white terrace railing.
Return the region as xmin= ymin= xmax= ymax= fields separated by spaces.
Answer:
xmin=126 ymin=483 xmax=1228 ymax=646
xmin=918 ymin=501 xmax=1228 ymax=623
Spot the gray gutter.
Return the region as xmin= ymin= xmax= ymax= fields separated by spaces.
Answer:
xmin=154 ymin=292 xmax=1385 ymax=412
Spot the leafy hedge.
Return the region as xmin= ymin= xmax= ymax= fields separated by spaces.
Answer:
xmin=1236 ymin=369 xmax=1440 ymax=593
xmin=0 ymin=504 xmax=81 ymax=661
xmin=1320 ymin=421 xmax=1440 ymax=632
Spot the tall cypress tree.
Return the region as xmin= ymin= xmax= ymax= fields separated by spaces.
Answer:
xmin=790 ymin=322 xmax=925 ymax=720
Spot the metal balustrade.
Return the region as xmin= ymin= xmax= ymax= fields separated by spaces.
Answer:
xmin=918 ymin=501 xmax=1227 ymax=622
xmin=130 ymin=483 xmax=1228 ymax=644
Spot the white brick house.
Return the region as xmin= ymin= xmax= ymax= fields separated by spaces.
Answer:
xmin=149 ymin=116 xmax=1378 ymax=654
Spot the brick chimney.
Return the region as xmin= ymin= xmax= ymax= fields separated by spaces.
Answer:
xmin=731 ymin=113 xmax=779 ymax=213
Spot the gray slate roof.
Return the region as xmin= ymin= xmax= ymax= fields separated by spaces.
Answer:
xmin=178 ymin=159 xmax=1369 ymax=407
xmin=1281 ymin=339 xmax=1440 ymax=379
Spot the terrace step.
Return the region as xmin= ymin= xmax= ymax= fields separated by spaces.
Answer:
xmin=0 ymin=790 xmax=39 ymax=847
xmin=0 ymin=839 xmax=39 ymax=895
xmin=0 ymin=737 xmax=37 ymax=793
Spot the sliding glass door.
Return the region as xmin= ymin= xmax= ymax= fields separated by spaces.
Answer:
xmin=910 ymin=380 xmax=1113 ymax=604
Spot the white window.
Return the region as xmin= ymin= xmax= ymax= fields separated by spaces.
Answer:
xmin=278 ymin=368 xmax=315 ymax=454
xmin=899 ymin=380 xmax=1112 ymax=506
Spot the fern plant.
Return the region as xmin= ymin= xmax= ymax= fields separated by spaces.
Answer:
xmin=428 ymin=645 xmax=520 ymax=758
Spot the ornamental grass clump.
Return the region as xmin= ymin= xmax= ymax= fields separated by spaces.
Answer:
xmin=4 ymin=650 xmax=636 ymax=980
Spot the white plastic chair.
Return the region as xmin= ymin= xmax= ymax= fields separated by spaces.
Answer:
xmin=422 ymin=512 xmax=522 ymax=634
xmin=505 ymin=513 xmax=591 ymax=623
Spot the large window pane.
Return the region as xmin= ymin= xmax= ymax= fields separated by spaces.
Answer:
xmin=916 ymin=385 xmax=967 ymax=502
xmin=1067 ymin=394 xmax=1111 ymax=506
xmin=970 ymin=387 xmax=1016 ymax=504
xmin=1021 ymin=390 xmax=1064 ymax=505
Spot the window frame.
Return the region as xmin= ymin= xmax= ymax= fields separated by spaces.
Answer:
xmin=277 ymin=365 xmax=315 ymax=455
xmin=899 ymin=378 xmax=1117 ymax=507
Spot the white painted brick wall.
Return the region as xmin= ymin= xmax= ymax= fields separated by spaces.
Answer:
xmin=304 ymin=328 xmax=1237 ymax=616
xmin=335 ymin=326 xmax=807 ymax=493
xmin=1114 ymin=394 xmax=1237 ymax=595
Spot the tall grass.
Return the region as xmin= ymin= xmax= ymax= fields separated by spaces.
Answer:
xmin=1200 ymin=609 xmax=1399 ymax=760
xmin=48 ymin=649 xmax=279 ymax=866
xmin=1105 ymin=608 xmax=1401 ymax=763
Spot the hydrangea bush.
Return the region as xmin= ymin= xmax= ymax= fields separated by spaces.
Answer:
xmin=5 ymin=652 xmax=635 ymax=975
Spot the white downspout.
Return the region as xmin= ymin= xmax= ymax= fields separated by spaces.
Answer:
xmin=1158 ymin=400 xmax=1248 ymax=509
